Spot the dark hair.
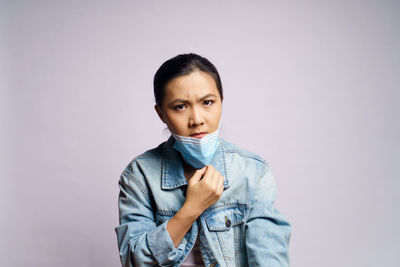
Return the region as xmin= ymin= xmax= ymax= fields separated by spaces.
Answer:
xmin=153 ymin=53 xmax=223 ymax=109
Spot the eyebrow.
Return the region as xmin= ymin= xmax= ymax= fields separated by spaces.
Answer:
xmin=168 ymin=93 xmax=218 ymax=105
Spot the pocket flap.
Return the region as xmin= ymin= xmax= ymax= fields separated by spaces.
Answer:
xmin=205 ymin=204 xmax=246 ymax=231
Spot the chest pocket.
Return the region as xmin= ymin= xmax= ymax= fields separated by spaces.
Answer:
xmin=205 ymin=205 xmax=247 ymax=231
xmin=203 ymin=204 xmax=248 ymax=266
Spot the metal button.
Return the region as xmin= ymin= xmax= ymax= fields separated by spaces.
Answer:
xmin=225 ymin=218 xmax=231 ymax=228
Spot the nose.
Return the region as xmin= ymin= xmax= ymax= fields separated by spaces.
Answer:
xmin=189 ymin=106 xmax=204 ymax=127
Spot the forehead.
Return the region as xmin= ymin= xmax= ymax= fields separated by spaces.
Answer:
xmin=164 ymin=71 xmax=219 ymax=99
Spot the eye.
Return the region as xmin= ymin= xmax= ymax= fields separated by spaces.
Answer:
xmin=203 ymin=100 xmax=214 ymax=106
xmin=174 ymin=104 xmax=186 ymax=111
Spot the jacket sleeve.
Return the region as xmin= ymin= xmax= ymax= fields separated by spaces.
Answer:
xmin=245 ymin=162 xmax=291 ymax=267
xmin=114 ymin=166 xmax=181 ymax=267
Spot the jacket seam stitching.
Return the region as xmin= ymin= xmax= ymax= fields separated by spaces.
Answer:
xmin=223 ymin=149 xmax=266 ymax=163
xmin=136 ymin=154 xmax=161 ymax=159
xmin=125 ymin=173 xmax=151 ymax=201
xmin=250 ymin=163 xmax=270 ymax=206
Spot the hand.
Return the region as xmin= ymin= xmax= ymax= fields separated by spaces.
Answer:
xmin=166 ymin=165 xmax=224 ymax=247
xmin=183 ymin=165 xmax=225 ymax=216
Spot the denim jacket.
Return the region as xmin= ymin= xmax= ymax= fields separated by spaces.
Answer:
xmin=115 ymin=136 xmax=291 ymax=267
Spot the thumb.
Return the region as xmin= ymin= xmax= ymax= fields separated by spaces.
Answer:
xmin=189 ymin=166 xmax=207 ymax=184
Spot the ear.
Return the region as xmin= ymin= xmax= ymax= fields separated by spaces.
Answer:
xmin=154 ymin=105 xmax=166 ymax=124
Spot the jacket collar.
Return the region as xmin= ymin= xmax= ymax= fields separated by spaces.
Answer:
xmin=161 ymin=135 xmax=230 ymax=190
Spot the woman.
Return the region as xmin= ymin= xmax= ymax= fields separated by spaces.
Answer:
xmin=115 ymin=53 xmax=291 ymax=267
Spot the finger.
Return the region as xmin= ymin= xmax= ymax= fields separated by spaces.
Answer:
xmin=202 ymin=165 xmax=215 ymax=184
xmin=190 ymin=166 xmax=207 ymax=184
xmin=217 ymin=175 xmax=225 ymax=192
xmin=217 ymin=181 xmax=224 ymax=195
xmin=210 ymin=170 xmax=221 ymax=188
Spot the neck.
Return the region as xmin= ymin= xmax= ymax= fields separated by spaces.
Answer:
xmin=180 ymin=153 xmax=196 ymax=180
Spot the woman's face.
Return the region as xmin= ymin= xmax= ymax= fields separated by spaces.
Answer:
xmin=155 ymin=71 xmax=222 ymax=138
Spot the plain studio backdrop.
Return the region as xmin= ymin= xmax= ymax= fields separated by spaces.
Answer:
xmin=1 ymin=1 xmax=399 ymax=266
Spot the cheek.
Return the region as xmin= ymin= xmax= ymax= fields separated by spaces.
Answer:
xmin=210 ymin=103 xmax=222 ymax=118
xmin=208 ymin=107 xmax=222 ymax=126
xmin=165 ymin=113 xmax=185 ymax=129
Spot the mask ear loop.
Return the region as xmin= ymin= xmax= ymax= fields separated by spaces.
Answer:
xmin=215 ymin=116 xmax=222 ymax=136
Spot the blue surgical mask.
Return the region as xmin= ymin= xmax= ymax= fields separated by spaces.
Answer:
xmin=171 ymin=128 xmax=220 ymax=169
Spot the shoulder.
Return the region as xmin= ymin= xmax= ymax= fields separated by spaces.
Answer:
xmin=220 ymin=137 xmax=268 ymax=164
xmin=220 ymin=137 xmax=270 ymax=176
xmin=135 ymin=141 xmax=164 ymax=160
xmin=120 ymin=141 xmax=165 ymax=182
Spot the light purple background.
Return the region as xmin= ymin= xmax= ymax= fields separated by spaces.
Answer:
xmin=2 ymin=1 xmax=399 ymax=266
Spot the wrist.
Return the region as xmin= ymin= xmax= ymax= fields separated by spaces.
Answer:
xmin=180 ymin=203 xmax=202 ymax=221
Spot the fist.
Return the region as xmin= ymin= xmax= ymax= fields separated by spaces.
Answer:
xmin=185 ymin=165 xmax=225 ymax=215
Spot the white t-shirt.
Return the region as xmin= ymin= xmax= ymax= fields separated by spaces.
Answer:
xmin=181 ymin=234 xmax=204 ymax=267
